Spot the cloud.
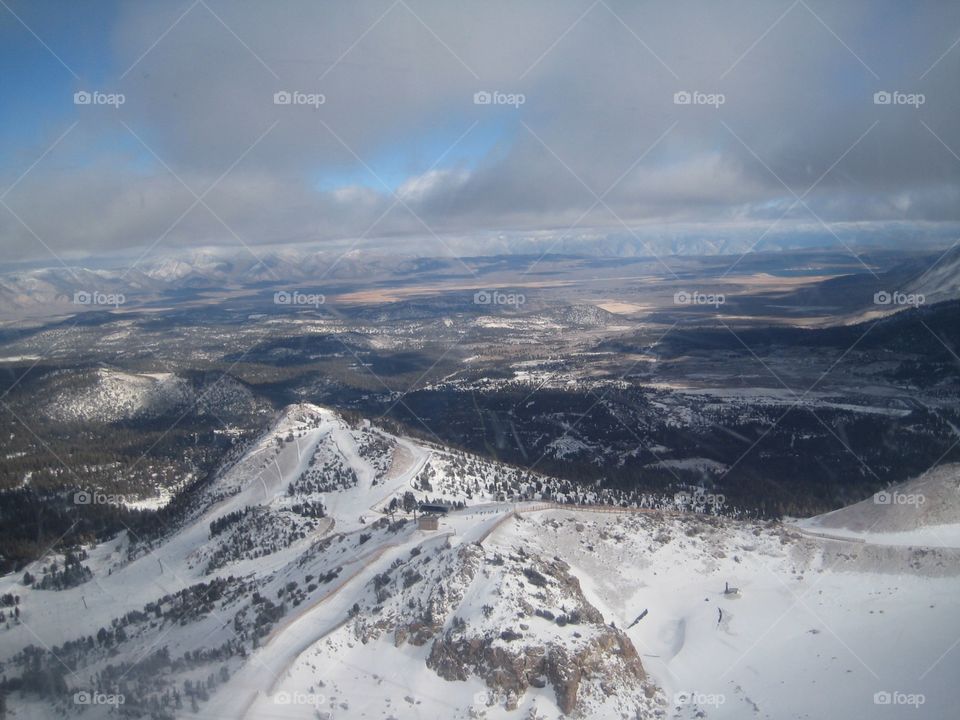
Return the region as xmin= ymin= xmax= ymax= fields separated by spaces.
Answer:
xmin=2 ymin=0 xmax=959 ymax=264
xmin=397 ymin=168 xmax=470 ymax=204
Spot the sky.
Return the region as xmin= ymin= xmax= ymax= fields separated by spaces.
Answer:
xmin=1 ymin=0 xmax=959 ymax=265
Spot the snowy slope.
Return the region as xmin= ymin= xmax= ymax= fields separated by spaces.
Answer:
xmin=905 ymin=246 xmax=960 ymax=305
xmin=793 ymin=463 xmax=960 ymax=548
xmin=1 ymin=404 xmax=958 ymax=719
xmin=38 ymin=367 xmax=260 ymax=423
xmin=506 ymin=510 xmax=959 ymax=720
xmin=45 ymin=368 xmax=192 ymax=422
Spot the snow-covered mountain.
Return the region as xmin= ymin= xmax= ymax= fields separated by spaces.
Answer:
xmin=1 ymin=405 xmax=958 ymax=719
xmin=904 ymin=245 xmax=960 ymax=305
xmin=0 ymin=266 xmax=163 ymax=318
xmin=794 ymin=462 xmax=960 ymax=547
xmin=0 ymin=249 xmax=386 ymax=318
xmin=37 ymin=367 xmax=261 ymax=423
xmin=5 ymin=242 xmax=960 ymax=322
xmin=42 ymin=369 xmax=192 ymax=423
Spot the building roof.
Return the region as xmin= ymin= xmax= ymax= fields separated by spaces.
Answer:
xmin=419 ymin=503 xmax=452 ymax=514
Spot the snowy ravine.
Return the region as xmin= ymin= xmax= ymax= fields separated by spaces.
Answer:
xmin=1 ymin=403 xmax=958 ymax=719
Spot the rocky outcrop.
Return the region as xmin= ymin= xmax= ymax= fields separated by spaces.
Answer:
xmin=347 ymin=534 xmax=657 ymax=716
xmin=424 ymin=546 xmax=650 ymax=716
xmin=428 ymin=623 xmax=644 ymax=715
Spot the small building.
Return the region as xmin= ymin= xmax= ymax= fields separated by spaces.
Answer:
xmin=418 ymin=515 xmax=439 ymax=531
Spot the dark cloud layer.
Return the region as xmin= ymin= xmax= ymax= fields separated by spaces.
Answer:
xmin=2 ymin=0 xmax=959 ymax=264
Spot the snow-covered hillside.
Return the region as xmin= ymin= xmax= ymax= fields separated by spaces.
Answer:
xmin=44 ymin=369 xmax=192 ymax=423
xmin=793 ymin=462 xmax=960 ymax=547
xmin=39 ymin=367 xmax=260 ymax=423
xmin=1 ymin=405 xmax=957 ymax=719
xmin=905 ymin=246 xmax=960 ymax=305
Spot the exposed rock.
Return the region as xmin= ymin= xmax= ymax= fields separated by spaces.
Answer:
xmin=425 ymin=548 xmax=647 ymax=716
xmin=346 ymin=536 xmax=654 ymax=717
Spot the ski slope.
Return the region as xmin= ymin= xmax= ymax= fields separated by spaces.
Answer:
xmin=2 ymin=405 xmax=958 ymax=720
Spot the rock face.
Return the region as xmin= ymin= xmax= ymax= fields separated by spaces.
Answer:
xmin=425 ymin=545 xmax=649 ymax=716
xmin=428 ymin=626 xmax=644 ymax=714
xmin=345 ymin=522 xmax=659 ymax=717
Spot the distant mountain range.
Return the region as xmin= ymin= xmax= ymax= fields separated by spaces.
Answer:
xmin=0 ymin=249 xmax=428 ymax=319
xmin=1 ymin=242 xmax=958 ymax=321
